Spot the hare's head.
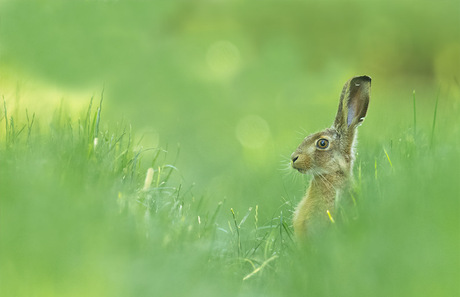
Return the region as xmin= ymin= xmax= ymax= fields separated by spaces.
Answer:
xmin=291 ymin=76 xmax=371 ymax=176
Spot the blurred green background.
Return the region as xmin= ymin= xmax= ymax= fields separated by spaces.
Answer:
xmin=0 ymin=1 xmax=459 ymax=296
xmin=1 ymin=0 xmax=458 ymax=214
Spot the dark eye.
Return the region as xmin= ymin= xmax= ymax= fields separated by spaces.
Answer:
xmin=316 ymin=138 xmax=329 ymax=149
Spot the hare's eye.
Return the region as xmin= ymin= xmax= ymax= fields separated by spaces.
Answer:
xmin=316 ymin=138 xmax=329 ymax=149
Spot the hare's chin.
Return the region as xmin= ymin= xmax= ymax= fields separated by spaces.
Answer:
xmin=294 ymin=168 xmax=308 ymax=174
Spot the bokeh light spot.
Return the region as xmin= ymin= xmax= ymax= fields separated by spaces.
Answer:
xmin=206 ymin=40 xmax=241 ymax=79
xmin=235 ymin=115 xmax=270 ymax=149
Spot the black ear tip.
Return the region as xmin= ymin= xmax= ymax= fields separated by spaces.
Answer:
xmin=350 ymin=75 xmax=371 ymax=87
xmin=357 ymin=75 xmax=371 ymax=83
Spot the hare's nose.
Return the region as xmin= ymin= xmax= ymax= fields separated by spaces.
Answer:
xmin=291 ymin=153 xmax=299 ymax=164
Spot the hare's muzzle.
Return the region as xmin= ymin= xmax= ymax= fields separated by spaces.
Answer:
xmin=291 ymin=152 xmax=308 ymax=173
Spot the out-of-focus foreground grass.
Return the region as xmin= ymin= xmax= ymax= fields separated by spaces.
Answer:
xmin=0 ymin=91 xmax=458 ymax=297
xmin=0 ymin=1 xmax=459 ymax=296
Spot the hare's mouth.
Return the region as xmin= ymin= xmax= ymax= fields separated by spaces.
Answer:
xmin=291 ymin=163 xmax=308 ymax=174
xmin=294 ymin=168 xmax=307 ymax=174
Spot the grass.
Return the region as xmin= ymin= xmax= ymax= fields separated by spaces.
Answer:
xmin=0 ymin=91 xmax=459 ymax=297
xmin=430 ymin=88 xmax=440 ymax=149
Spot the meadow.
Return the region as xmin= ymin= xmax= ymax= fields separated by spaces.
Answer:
xmin=0 ymin=1 xmax=459 ymax=297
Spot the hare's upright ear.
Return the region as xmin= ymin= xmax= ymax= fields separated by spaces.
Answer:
xmin=333 ymin=75 xmax=371 ymax=136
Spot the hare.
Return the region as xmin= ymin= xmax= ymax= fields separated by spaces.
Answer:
xmin=291 ymin=75 xmax=371 ymax=238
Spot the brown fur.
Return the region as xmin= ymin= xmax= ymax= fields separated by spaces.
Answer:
xmin=291 ymin=76 xmax=371 ymax=239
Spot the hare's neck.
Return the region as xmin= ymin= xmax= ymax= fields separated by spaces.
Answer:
xmin=293 ymin=171 xmax=348 ymax=237
xmin=310 ymin=171 xmax=347 ymax=204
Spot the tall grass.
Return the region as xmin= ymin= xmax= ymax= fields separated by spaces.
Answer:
xmin=0 ymin=91 xmax=458 ymax=297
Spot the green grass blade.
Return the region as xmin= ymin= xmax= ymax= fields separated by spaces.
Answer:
xmin=85 ymin=96 xmax=94 ymax=135
xmin=3 ymin=98 xmax=8 ymax=144
xmin=231 ymin=208 xmax=242 ymax=257
xmin=383 ymin=147 xmax=393 ymax=168
xmin=238 ymin=207 xmax=253 ymax=228
xmin=413 ymin=90 xmax=416 ymax=141
xmin=430 ymin=87 xmax=440 ymax=149
xmin=95 ymin=89 xmax=104 ymax=137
